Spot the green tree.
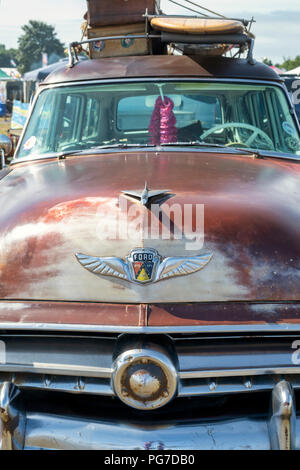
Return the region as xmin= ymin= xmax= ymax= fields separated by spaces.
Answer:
xmin=0 ymin=44 xmax=18 ymax=67
xmin=280 ymin=56 xmax=300 ymax=72
xmin=17 ymin=20 xmax=65 ymax=74
xmin=262 ymin=58 xmax=273 ymax=67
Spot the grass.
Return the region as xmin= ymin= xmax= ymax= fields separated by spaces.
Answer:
xmin=0 ymin=116 xmax=11 ymax=136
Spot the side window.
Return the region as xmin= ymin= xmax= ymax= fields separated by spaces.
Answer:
xmin=57 ymin=95 xmax=84 ymax=151
xmin=82 ymin=98 xmax=100 ymax=140
xmin=253 ymin=94 xmax=270 ymax=129
xmin=241 ymin=92 xmax=273 ymax=139
xmin=237 ymin=96 xmax=252 ymax=124
xmin=20 ymin=90 xmax=56 ymax=156
xmin=34 ymin=94 xmax=55 ymax=143
xmin=62 ymin=95 xmax=81 ymax=142
xmin=268 ymin=87 xmax=299 ymax=152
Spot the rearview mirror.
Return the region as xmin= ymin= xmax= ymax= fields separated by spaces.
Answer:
xmin=145 ymin=94 xmax=182 ymax=108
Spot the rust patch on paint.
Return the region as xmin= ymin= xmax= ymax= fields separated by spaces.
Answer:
xmin=148 ymin=302 xmax=300 ymax=326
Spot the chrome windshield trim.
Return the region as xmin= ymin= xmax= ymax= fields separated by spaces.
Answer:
xmin=258 ymin=150 xmax=300 ymax=162
xmin=10 ymin=145 xmax=300 ymax=165
xmin=10 ymin=146 xmax=259 ymax=165
xmin=0 ymin=322 xmax=299 ymax=334
xmin=12 ymin=77 xmax=300 ymax=165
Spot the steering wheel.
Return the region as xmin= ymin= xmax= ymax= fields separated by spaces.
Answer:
xmin=200 ymin=122 xmax=275 ymax=150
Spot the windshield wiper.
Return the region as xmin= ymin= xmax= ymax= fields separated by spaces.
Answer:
xmin=90 ymin=143 xmax=156 ymax=150
xmin=160 ymin=141 xmax=263 ymax=157
xmin=159 ymin=141 xmax=228 ymax=149
xmin=57 ymin=149 xmax=90 ymax=160
xmin=94 ymin=142 xmax=229 ymax=150
xmin=56 ymin=142 xmax=263 ymax=160
xmin=56 ymin=143 xmax=155 ymax=158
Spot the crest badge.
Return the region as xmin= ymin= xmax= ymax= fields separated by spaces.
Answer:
xmin=127 ymin=248 xmax=160 ymax=284
xmin=76 ymin=248 xmax=212 ymax=285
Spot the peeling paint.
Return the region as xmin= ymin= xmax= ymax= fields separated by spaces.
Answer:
xmin=0 ymin=152 xmax=299 ymax=305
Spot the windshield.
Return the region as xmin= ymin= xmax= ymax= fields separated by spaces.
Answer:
xmin=16 ymin=81 xmax=300 ymax=159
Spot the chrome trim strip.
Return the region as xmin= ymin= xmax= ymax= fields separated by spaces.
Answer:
xmin=0 ymin=322 xmax=299 ymax=334
xmin=0 ymin=363 xmax=112 ymax=378
xmin=1 ymin=370 xmax=300 ymax=400
xmin=38 ymin=78 xmax=287 ymax=89
xmin=179 ymin=375 xmax=276 ymax=397
xmin=10 ymin=375 xmax=114 ymax=397
xmin=2 ymin=372 xmax=113 ymax=396
xmin=180 ymin=367 xmax=300 ymax=379
xmin=179 ymin=374 xmax=300 ymax=397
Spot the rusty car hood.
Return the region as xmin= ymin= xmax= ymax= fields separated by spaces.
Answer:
xmin=0 ymin=150 xmax=300 ymax=304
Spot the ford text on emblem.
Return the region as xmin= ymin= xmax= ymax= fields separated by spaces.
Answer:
xmin=76 ymin=248 xmax=212 ymax=285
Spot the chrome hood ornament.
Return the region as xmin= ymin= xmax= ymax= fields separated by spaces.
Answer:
xmin=122 ymin=182 xmax=172 ymax=207
xmin=76 ymin=248 xmax=212 ymax=285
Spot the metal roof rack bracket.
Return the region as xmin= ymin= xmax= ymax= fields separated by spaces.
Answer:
xmin=247 ymin=38 xmax=256 ymax=65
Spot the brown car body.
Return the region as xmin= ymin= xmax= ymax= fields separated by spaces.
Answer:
xmin=1 ymin=54 xmax=300 ymax=450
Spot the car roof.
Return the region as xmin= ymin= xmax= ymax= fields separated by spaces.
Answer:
xmin=43 ymin=55 xmax=282 ymax=85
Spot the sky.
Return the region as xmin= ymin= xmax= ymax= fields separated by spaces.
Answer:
xmin=0 ymin=0 xmax=300 ymax=64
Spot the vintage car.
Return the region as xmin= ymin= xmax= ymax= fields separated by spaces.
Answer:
xmin=0 ymin=38 xmax=300 ymax=450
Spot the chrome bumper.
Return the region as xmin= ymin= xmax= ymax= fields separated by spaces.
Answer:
xmin=24 ymin=412 xmax=271 ymax=450
xmin=1 ymin=380 xmax=299 ymax=450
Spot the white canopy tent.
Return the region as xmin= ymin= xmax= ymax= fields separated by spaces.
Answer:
xmin=283 ymin=66 xmax=300 ymax=75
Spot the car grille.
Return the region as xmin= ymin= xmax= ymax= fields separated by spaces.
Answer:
xmin=0 ymin=330 xmax=299 ymax=449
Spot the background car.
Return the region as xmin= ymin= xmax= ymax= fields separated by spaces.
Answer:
xmin=281 ymin=74 xmax=300 ymax=123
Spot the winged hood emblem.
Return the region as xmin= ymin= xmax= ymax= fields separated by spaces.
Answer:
xmin=76 ymin=248 xmax=212 ymax=285
xmin=122 ymin=182 xmax=173 ymax=207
